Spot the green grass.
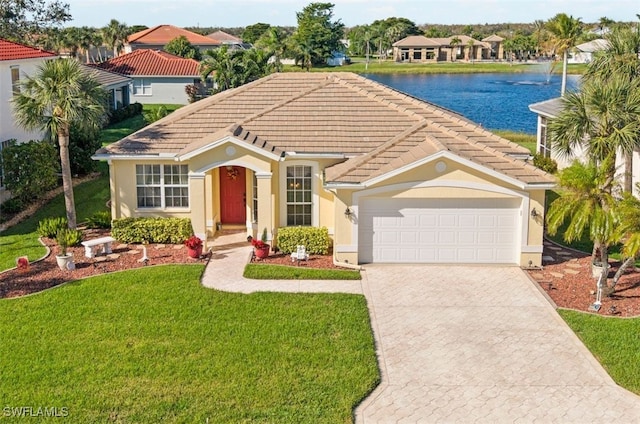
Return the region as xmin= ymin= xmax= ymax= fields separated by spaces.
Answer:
xmin=0 ymin=175 xmax=110 ymax=270
xmin=0 ymin=265 xmax=379 ymax=422
xmin=100 ymin=104 xmax=182 ymax=145
xmin=285 ymin=60 xmax=587 ymax=75
xmin=493 ymin=130 xmax=537 ymax=154
xmin=559 ymin=309 xmax=640 ymax=394
xmin=244 ymin=264 xmax=361 ymax=280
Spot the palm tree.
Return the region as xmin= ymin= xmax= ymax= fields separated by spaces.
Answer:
xmin=449 ymin=36 xmax=461 ymax=62
xmin=546 ymin=159 xmax=618 ymax=291
xmin=255 ymin=27 xmax=289 ymax=72
xmin=546 ymin=13 xmax=583 ymax=96
xmin=583 ymin=24 xmax=640 ymax=192
xmin=533 ymin=19 xmax=546 ymax=57
xmin=102 ymin=19 xmax=130 ymax=57
xmin=466 ymin=39 xmax=475 ymax=62
xmin=11 ymin=58 xmax=107 ymax=229
xmin=611 ymin=191 xmax=640 ymax=291
xmin=201 ymin=46 xmax=245 ymax=91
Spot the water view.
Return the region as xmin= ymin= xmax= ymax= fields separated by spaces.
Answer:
xmin=364 ymin=71 xmax=581 ymax=134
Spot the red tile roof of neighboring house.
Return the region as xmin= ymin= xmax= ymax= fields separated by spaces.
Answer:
xmin=127 ymin=25 xmax=220 ymax=46
xmin=96 ymin=49 xmax=200 ymax=77
xmin=207 ymin=30 xmax=241 ymax=43
xmin=0 ymin=38 xmax=57 ymax=61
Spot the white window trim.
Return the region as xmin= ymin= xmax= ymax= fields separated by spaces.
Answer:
xmin=278 ymin=160 xmax=319 ymax=228
xmin=10 ymin=66 xmax=20 ymax=96
xmin=133 ymin=78 xmax=152 ymax=96
xmin=135 ymin=164 xmax=189 ymax=210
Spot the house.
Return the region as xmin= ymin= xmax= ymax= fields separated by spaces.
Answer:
xmin=1 ymin=39 xmax=57 ymax=200
xmin=93 ymin=72 xmax=555 ymax=266
xmin=206 ymin=30 xmax=251 ymax=50
xmin=529 ymin=97 xmax=640 ymax=195
xmin=95 ymin=49 xmax=206 ymax=105
xmin=568 ymin=39 xmax=608 ymax=64
xmin=392 ymin=35 xmax=496 ymax=63
xmin=82 ymin=64 xmax=132 ymax=110
xmin=0 ymin=39 xmax=57 ymax=146
xmin=125 ymin=25 xmax=221 ymax=54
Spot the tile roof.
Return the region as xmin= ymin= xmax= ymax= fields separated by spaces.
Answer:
xmin=207 ymin=30 xmax=241 ymax=43
xmin=528 ymin=97 xmax=564 ymax=118
xmin=0 ymin=39 xmax=56 ymax=61
xmin=82 ymin=64 xmax=131 ymax=88
xmin=97 ymin=72 xmax=554 ymax=186
xmin=482 ymin=35 xmax=504 ymax=42
xmin=393 ymin=35 xmax=488 ymax=48
xmin=128 ymin=25 xmax=220 ymax=46
xmin=95 ymin=49 xmax=200 ymax=77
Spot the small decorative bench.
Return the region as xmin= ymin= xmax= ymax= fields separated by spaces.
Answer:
xmin=81 ymin=236 xmax=116 ymax=258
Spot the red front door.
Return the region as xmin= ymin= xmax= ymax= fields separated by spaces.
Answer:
xmin=219 ymin=166 xmax=246 ymax=224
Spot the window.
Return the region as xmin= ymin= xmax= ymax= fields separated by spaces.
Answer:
xmin=136 ymin=164 xmax=188 ymax=208
xmin=133 ymin=78 xmax=152 ymax=95
xmin=252 ymin=173 xmax=258 ymax=223
xmin=11 ymin=67 xmax=20 ymax=95
xmin=286 ymin=165 xmax=312 ymax=226
xmin=538 ymin=117 xmax=551 ymax=158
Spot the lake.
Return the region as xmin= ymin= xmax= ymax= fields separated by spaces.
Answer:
xmin=363 ymin=72 xmax=581 ymax=134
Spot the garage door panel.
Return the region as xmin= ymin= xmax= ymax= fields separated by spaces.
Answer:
xmin=359 ymin=197 xmax=520 ymax=264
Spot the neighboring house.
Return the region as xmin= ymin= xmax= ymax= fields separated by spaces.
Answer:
xmin=125 ymin=25 xmax=221 ymax=54
xmin=82 ymin=64 xmax=132 ymax=110
xmin=529 ymin=97 xmax=639 ymax=194
xmin=95 ymin=49 xmax=206 ymax=105
xmin=568 ymin=39 xmax=608 ymax=64
xmin=206 ymin=30 xmax=251 ymax=49
xmin=94 ymin=72 xmax=554 ymax=266
xmin=392 ymin=35 xmax=496 ymax=63
xmin=0 ymin=39 xmax=57 ymax=200
xmin=482 ymin=35 xmax=505 ymax=60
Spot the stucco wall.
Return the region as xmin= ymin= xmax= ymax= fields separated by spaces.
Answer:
xmin=129 ymin=76 xmax=195 ymax=105
xmin=0 ymin=57 xmax=54 ymax=143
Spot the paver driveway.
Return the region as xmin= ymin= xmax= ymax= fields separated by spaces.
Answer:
xmin=355 ymin=265 xmax=640 ymax=423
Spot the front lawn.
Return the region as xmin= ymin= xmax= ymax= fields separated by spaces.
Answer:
xmin=244 ymin=263 xmax=361 ymax=280
xmin=559 ymin=309 xmax=640 ymax=394
xmin=0 ymin=265 xmax=379 ymax=422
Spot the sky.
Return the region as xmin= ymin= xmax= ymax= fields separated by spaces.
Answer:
xmin=65 ymin=0 xmax=640 ymax=29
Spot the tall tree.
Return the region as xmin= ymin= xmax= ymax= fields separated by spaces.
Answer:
xmin=241 ymin=23 xmax=271 ymax=44
xmin=11 ymin=58 xmax=107 ymax=229
xmin=164 ymin=36 xmax=202 ymax=60
xmin=0 ymin=0 xmax=70 ymax=43
xmin=102 ymin=19 xmax=130 ymax=57
xmin=449 ymin=36 xmax=461 ymax=62
xmin=290 ymin=2 xmax=344 ymax=69
xmin=584 ymin=23 xmax=640 ymax=192
xmin=546 ymin=13 xmax=583 ymax=96
xmin=255 ymin=27 xmax=289 ymax=72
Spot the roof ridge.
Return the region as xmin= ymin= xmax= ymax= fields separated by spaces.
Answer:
xmin=326 ymin=121 xmax=431 ymax=180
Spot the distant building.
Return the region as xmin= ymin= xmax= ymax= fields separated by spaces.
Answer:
xmin=125 ymin=25 xmax=221 ymax=54
xmin=568 ymin=39 xmax=608 ymax=64
xmin=392 ymin=35 xmax=502 ymax=63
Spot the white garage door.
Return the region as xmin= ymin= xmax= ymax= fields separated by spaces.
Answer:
xmin=358 ymin=198 xmax=520 ymax=264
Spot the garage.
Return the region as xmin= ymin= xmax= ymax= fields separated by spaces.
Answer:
xmin=358 ymin=197 xmax=521 ymax=264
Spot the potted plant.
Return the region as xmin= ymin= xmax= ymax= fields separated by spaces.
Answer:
xmin=55 ymin=229 xmax=75 ymax=271
xmin=184 ymin=235 xmax=203 ymax=258
xmin=249 ymin=229 xmax=270 ymax=259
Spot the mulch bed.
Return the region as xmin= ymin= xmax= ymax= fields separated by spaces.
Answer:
xmin=526 ymin=242 xmax=640 ymax=317
xmin=0 ymin=228 xmax=205 ymax=299
xmin=5 ymin=227 xmax=640 ymax=318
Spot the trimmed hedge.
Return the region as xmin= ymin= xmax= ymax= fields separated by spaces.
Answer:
xmin=111 ymin=217 xmax=193 ymax=244
xmin=108 ymin=102 xmax=143 ymax=125
xmin=276 ymin=226 xmax=331 ymax=255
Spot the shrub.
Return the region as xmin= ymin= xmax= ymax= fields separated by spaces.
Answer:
xmin=0 ymin=197 xmax=24 ymax=215
xmin=85 ymin=211 xmax=112 ymax=229
xmin=108 ymin=102 xmax=143 ymax=125
xmin=533 ymin=154 xmax=558 ymax=174
xmin=276 ymin=226 xmax=331 ymax=255
xmin=1 ymin=140 xmax=59 ymax=204
xmin=37 ymin=217 xmax=68 ymax=238
xmin=68 ymin=124 xmax=102 ymax=175
xmin=111 ymin=217 xmax=193 ymax=244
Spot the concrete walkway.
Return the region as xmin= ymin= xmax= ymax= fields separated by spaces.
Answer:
xmin=201 ymin=233 xmax=640 ymax=422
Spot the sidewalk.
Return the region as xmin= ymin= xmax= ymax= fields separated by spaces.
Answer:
xmin=200 ymin=231 xmax=363 ymax=295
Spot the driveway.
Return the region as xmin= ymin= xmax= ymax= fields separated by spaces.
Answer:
xmin=355 ymin=265 xmax=640 ymax=423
